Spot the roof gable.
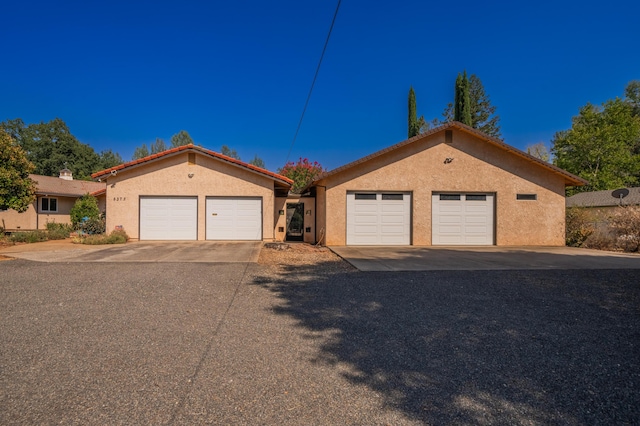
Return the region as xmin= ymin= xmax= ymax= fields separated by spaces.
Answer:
xmin=91 ymin=144 xmax=293 ymax=186
xmin=312 ymin=122 xmax=587 ymax=187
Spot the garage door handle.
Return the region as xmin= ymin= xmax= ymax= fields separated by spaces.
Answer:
xmin=211 ymin=213 xmax=217 ymax=216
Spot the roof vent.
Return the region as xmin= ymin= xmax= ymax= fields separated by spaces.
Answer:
xmin=59 ymin=168 xmax=73 ymax=180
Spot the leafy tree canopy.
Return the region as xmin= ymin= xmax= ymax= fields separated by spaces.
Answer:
xmin=278 ymin=158 xmax=326 ymax=193
xmin=551 ymin=95 xmax=640 ymax=194
xmin=70 ymin=194 xmax=101 ymax=228
xmin=0 ymin=118 xmax=121 ymax=179
xmin=170 ymin=130 xmax=194 ymax=147
xmin=98 ymin=149 xmax=123 ymax=169
xmin=526 ymin=142 xmax=551 ymax=162
xmin=249 ymin=154 xmax=266 ymax=169
xmin=221 ymin=145 xmax=241 ymax=160
xmin=0 ymin=130 xmax=37 ymax=212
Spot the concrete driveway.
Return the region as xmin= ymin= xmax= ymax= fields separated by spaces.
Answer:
xmin=330 ymin=245 xmax=640 ymax=271
xmin=0 ymin=240 xmax=262 ymax=263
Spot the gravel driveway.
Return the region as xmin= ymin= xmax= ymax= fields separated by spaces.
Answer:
xmin=1 ymin=248 xmax=638 ymax=425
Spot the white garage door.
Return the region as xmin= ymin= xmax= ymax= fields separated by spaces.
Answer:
xmin=346 ymin=192 xmax=411 ymax=245
xmin=139 ymin=197 xmax=197 ymax=240
xmin=432 ymin=193 xmax=494 ymax=245
xmin=206 ymin=197 xmax=262 ymax=240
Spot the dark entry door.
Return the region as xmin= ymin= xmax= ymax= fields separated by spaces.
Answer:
xmin=286 ymin=203 xmax=304 ymax=241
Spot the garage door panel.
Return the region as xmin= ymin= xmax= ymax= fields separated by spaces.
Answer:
xmin=140 ymin=197 xmax=197 ymax=241
xmin=206 ymin=198 xmax=261 ymax=241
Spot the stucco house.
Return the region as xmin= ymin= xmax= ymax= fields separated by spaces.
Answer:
xmin=0 ymin=169 xmax=106 ymax=231
xmin=91 ymin=145 xmax=294 ymax=241
xmin=91 ymin=122 xmax=586 ymax=245
xmin=311 ymin=122 xmax=586 ymax=246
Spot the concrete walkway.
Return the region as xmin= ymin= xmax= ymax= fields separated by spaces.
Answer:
xmin=330 ymin=245 xmax=640 ymax=271
xmin=0 ymin=240 xmax=262 ymax=263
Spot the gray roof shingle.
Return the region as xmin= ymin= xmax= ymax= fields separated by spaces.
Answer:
xmin=30 ymin=174 xmax=106 ymax=197
xmin=566 ymin=187 xmax=640 ymax=207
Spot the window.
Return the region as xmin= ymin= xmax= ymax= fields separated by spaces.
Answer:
xmin=40 ymin=197 xmax=58 ymax=212
xmin=382 ymin=194 xmax=403 ymax=201
xmin=517 ymin=194 xmax=537 ymax=201
xmin=354 ymin=193 xmax=376 ymax=200
xmin=439 ymin=194 xmax=461 ymax=201
xmin=466 ymin=194 xmax=487 ymax=201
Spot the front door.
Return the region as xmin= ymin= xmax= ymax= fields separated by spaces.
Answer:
xmin=286 ymin=203 xmax=304 ymax=241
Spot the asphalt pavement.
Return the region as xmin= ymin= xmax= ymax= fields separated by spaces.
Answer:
xmin=1 ymin=258 xmax=638 ymax=424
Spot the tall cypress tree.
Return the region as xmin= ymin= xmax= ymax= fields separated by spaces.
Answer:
xmin=454 ymin=71 xmax=472 ymax=126
xmin=408 ymin=86 xmax=419 ymax=138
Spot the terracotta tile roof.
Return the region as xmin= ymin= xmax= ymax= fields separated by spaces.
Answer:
xmin=566 ymin=187 xmax=640 ymax=207
xmin=311 ymin=122 xmax=588 ymax=188
xmin=90 ymin=188 xmax=106 ymax=197
xmin=91 ymin=144 xmax=293 ymax=186
xmin=30 ymin=174 xmax=106 ymax=197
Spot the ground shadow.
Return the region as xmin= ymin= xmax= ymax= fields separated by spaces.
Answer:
xmin=251 ymin=263 xmax=640 ymax=424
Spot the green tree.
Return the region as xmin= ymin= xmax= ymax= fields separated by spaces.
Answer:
xmin=526 ymin=142 xmax=551 ymax=162
xmin=454 ymin=71 xmax=472 ymax=126
xmin=98 ymin=149 xmax=123 ymax=169
xmin=70 ymin=194 xmax=101 ymax=229
xmin=551 ymin=97 xmax=640 ymax=194
xmin=220 ymin=145 xmax=241 ymax=160
xmin=278 ymin=158 xmax=326 ymax=193
xmin=0 ymin=118 xmax=101 ymax=179
xmin=249 ymin=154 xmax=266 ymax=169
xmin=132 ymin=144 xmax=150 ymax=160
xmin=408 ymin=86 xmax=419 ymax=138
xmin=151 ymin=138 xmax=167 ymax=154
xmin=0 ymin=130 xmax=36 ymax=212
xmin=170 ymin=130 xmax=194 ymax=147
xmin=625 ymin=80 xmax=640 ymax=117
xmin=441 ymin=73 xmax=501 ymax=137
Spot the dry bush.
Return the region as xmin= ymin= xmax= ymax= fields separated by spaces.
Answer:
xmin=582 ymin=228 xmax=615 ymax=250
xmin=609 ymin=206 xmax=640 ymax=252
xmin=565 ymin=207 xmax=595 ymax=247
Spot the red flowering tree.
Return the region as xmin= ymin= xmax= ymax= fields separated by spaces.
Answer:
xmin=278 ymin=158 xmax=326 ymax=193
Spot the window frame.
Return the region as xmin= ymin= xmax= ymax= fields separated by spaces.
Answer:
xmin=40 ymin=197 xmax=58 ymax=213
xmin=516 ymin=194 xmax=537 ymax=201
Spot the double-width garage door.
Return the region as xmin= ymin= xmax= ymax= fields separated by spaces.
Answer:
xmin=346 ymin=192 xmax=411 ymax=245
xmin=139 ymin=196 xmax=262 ymax=241
xmin=432 ymin=193 xmax=494 ymax=245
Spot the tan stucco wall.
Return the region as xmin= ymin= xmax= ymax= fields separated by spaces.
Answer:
xmin=316 ymin=129 xmax=567 ymax=246
xmin=0 ymin=196 xmax=79 ymax=231
xmin=102 ymin=153 xmax=277 ymax=240
xmin=274 ymin=196 xmax=316 ymax=243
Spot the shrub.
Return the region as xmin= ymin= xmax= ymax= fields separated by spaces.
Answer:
xmin=582 ymin=228 xmax=615 ymax=251
xmin=76 ymin=229 xmax=129 ymax=245
xmin=70 ymin=194 xmax=101 ymax=229
xmin=45 ymin=222 xmax=73 ymax=240
xmin=565 ymin=207 xmax=595 ymax=247
xmin=10 ymin=230 xmax=48 ymax=243
xmin=78 ymin=216 xmax=106 ymax=235
xmin=609 ymin=206 xmax=640 ymax=252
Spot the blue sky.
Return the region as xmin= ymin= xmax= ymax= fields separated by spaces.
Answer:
xmin=2 ymin=0 xmax=639 ymax=171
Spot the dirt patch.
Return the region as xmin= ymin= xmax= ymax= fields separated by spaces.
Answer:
xmin=259 ymin=243 xmax=355 ymax=273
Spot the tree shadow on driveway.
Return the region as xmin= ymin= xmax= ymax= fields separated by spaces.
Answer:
xmin=251 ymin=264 xmax=640 ymax=424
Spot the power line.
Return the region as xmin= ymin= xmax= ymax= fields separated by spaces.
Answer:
xmin=285 ymin=0 xmax=342 ymax=164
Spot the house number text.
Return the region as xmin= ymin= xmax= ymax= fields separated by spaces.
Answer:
xmin=113 ymin=197 xmax=127 ymax=201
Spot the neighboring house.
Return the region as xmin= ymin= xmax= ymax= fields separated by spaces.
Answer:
xmin=310 ymin=122 xmax=586 ymax=246
xmin=566 ymin=187 xmax=640 ymax=227
xmin=0 ymin=169 xmax=106 ymax=231
xmin=91 ymin=145 xmax=293 ymax=241
xmin=91 ymin=122 xmax=586 ymax=245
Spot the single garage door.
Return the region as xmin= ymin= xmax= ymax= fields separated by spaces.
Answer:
xmin=206 ymin=197 xmax=262 ymax=240
xmin=346 ymin=192 xmax=411 ymax=245
xmin=432 ymin=193 xmax=494 ymax=245
xmin=139 ymin=197 xmax=197 ymax=240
